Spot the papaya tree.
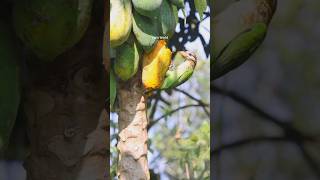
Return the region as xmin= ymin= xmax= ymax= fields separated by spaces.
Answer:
xmin=109 ymin=0 xmax=209 ymax=179
xmin=1 ymin=0 xmax=108 ymax=179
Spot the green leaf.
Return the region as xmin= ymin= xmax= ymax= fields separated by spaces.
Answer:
xmin=172 ymin=4 xmax=179 ymax=25
xmin=194 ymin=0 xmax=207 ymax=20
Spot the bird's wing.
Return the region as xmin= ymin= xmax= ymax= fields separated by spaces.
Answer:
xmin=212 ymin=23 xmax=267 ymax=79
xmin=161 ymin=70 xmax=177 ymax=90
xmin=175 ymin=69 xmax=194 ymax=87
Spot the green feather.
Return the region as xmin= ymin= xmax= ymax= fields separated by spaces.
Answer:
xmin=175 ymin=68 xmax=193 ymax=87
xmin=161 ymin=70 xmax=177 ymax=89
xmin=212 ymin=23 xmax=267 ymax=79
xmin=161 ymin=61 xmax=194 ymax=90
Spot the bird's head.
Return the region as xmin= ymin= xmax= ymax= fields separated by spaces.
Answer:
xmin=178 ymin=51 xmax=197 ymax=64
xmin=259 ymin=0 xmax=277 ymax=24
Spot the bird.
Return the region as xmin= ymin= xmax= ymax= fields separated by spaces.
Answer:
xmin=142 ymin=40 xmax=172 ymax=92
xmin=161 ymin=51 xmax=197 ymax=90
xmin=212 ymin=0 xmax=277 ymax=80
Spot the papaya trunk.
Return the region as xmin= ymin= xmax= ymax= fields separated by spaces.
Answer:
xmin=117 ymin=71 xmax=150 ymax=180
xmin=23 ymin=21 xmax=108 ymax=180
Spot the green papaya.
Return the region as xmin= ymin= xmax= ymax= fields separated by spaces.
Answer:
xmin=158 ymin=0 xmax=177 ymax=39
xmin=110 ymin=69 xmax=116 ymax=111
xmin=13 ymin=0 xmax=93 ymax=61
xmin=0 ymin=21 xmax=20 ymax=151
xmin=169 ymin=0 xmax=184 ymax=9
xmin=132 ymin=0 xmax=163 ymax=19
xmin=132 ymin=11 xmax=159 ymax=52
xmin=110 ymin=0 xmax=132 ymax=47
xmin=114 ymin=37 xmax=142 ymax=81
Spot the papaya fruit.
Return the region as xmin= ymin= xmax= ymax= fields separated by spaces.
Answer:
xmin=132 ymin=0 xmax=162 ymax=19
xmin=13 ymin=0 xmax=93 ymax=61
xmin=169 ymin=0 xmax=184 ymax=9
xmin=158 ymin=0 xmax=177 ymax=39
xmin=142 ymin=40 xmax=172 ymax=91
xmin=132 ymin=10 xmax=159 ymax=52
xmin=0 ymin=21 xmax=20 ymax=151
xmin=114 ymin=37 xmax=142 ymax=81
xmin=110 ymin=0 xmax=132 ymax=48
xmin=110 ymin=69 xmax=116 ymax=111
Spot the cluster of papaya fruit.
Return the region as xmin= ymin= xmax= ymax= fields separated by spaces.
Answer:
xmin=1 ymin=0 xmax=94 ymax=151
xmin=110 ymin=0 xmax=198 ymax=110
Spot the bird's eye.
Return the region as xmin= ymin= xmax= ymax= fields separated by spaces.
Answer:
xmin=188 ymin=52 xmax=195 ymax=58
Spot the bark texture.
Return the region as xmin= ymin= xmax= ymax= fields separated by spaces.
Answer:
xmin=23 ymin=16 xmax=109 ymax=180
xmin=117 ymin=72 xmax=150 ymax=180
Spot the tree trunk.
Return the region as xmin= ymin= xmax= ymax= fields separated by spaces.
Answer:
xmin=117 ymin=72 xmax=150 ymax=180
xmin=23 ymin=17 xmax=109 ymax=180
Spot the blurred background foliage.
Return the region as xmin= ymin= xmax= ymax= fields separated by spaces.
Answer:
xmin=111 ymin=0 xmax=210 ymax=179
xmin=0 ymin=0 xmax=27 ymax=179
xmin=213 ymin=0 xmax=320 ymax=180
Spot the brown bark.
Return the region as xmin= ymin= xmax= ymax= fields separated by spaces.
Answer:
xmin=117 ymin=72 xmax=150 ymax=180
xmin=23 ymin=17 xmax=109 ymax=180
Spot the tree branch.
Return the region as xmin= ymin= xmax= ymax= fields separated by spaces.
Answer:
xmin=174 ymin=88 xmax=210 ymax=118
xmin=296 ymin=143 xmax=320 ymax=179
xmin=211 ymin=83 xmax=320 ymax=179
xmin=211 ymin=83 xmax=312 ymax=142
xmin=212 ymin=136 xmax=289 ymax=155
xmin=148 ymin=104 xmax=205 ymax=130
xmin=149 ymin=91 xmax=161 ymax=120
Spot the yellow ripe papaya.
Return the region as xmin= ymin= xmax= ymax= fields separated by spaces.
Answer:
xmin=114 ymin=37 xmax=142 ymax=81
xmin=110 ymin=0 xmax=132 ymax=47
xmin=13 ymin=0 xmax=93 ymax=61
xmin=142 ymin=40 xmax=172 ymax=91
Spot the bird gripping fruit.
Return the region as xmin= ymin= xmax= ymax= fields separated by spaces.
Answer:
xmin=161 ymin=51 xmax=197 ymax=90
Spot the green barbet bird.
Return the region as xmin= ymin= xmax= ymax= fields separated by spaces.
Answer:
xmin=161 ymin=51 xmax=197 ymax=90
xmin=212 ymin=0 xmax=277 ymax=80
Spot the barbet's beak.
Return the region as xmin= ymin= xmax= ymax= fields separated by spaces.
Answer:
xmin=178 ymin=51 xmax=189 ymax=58
xmin=178 ymin=51 xmax=197 ymax=64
